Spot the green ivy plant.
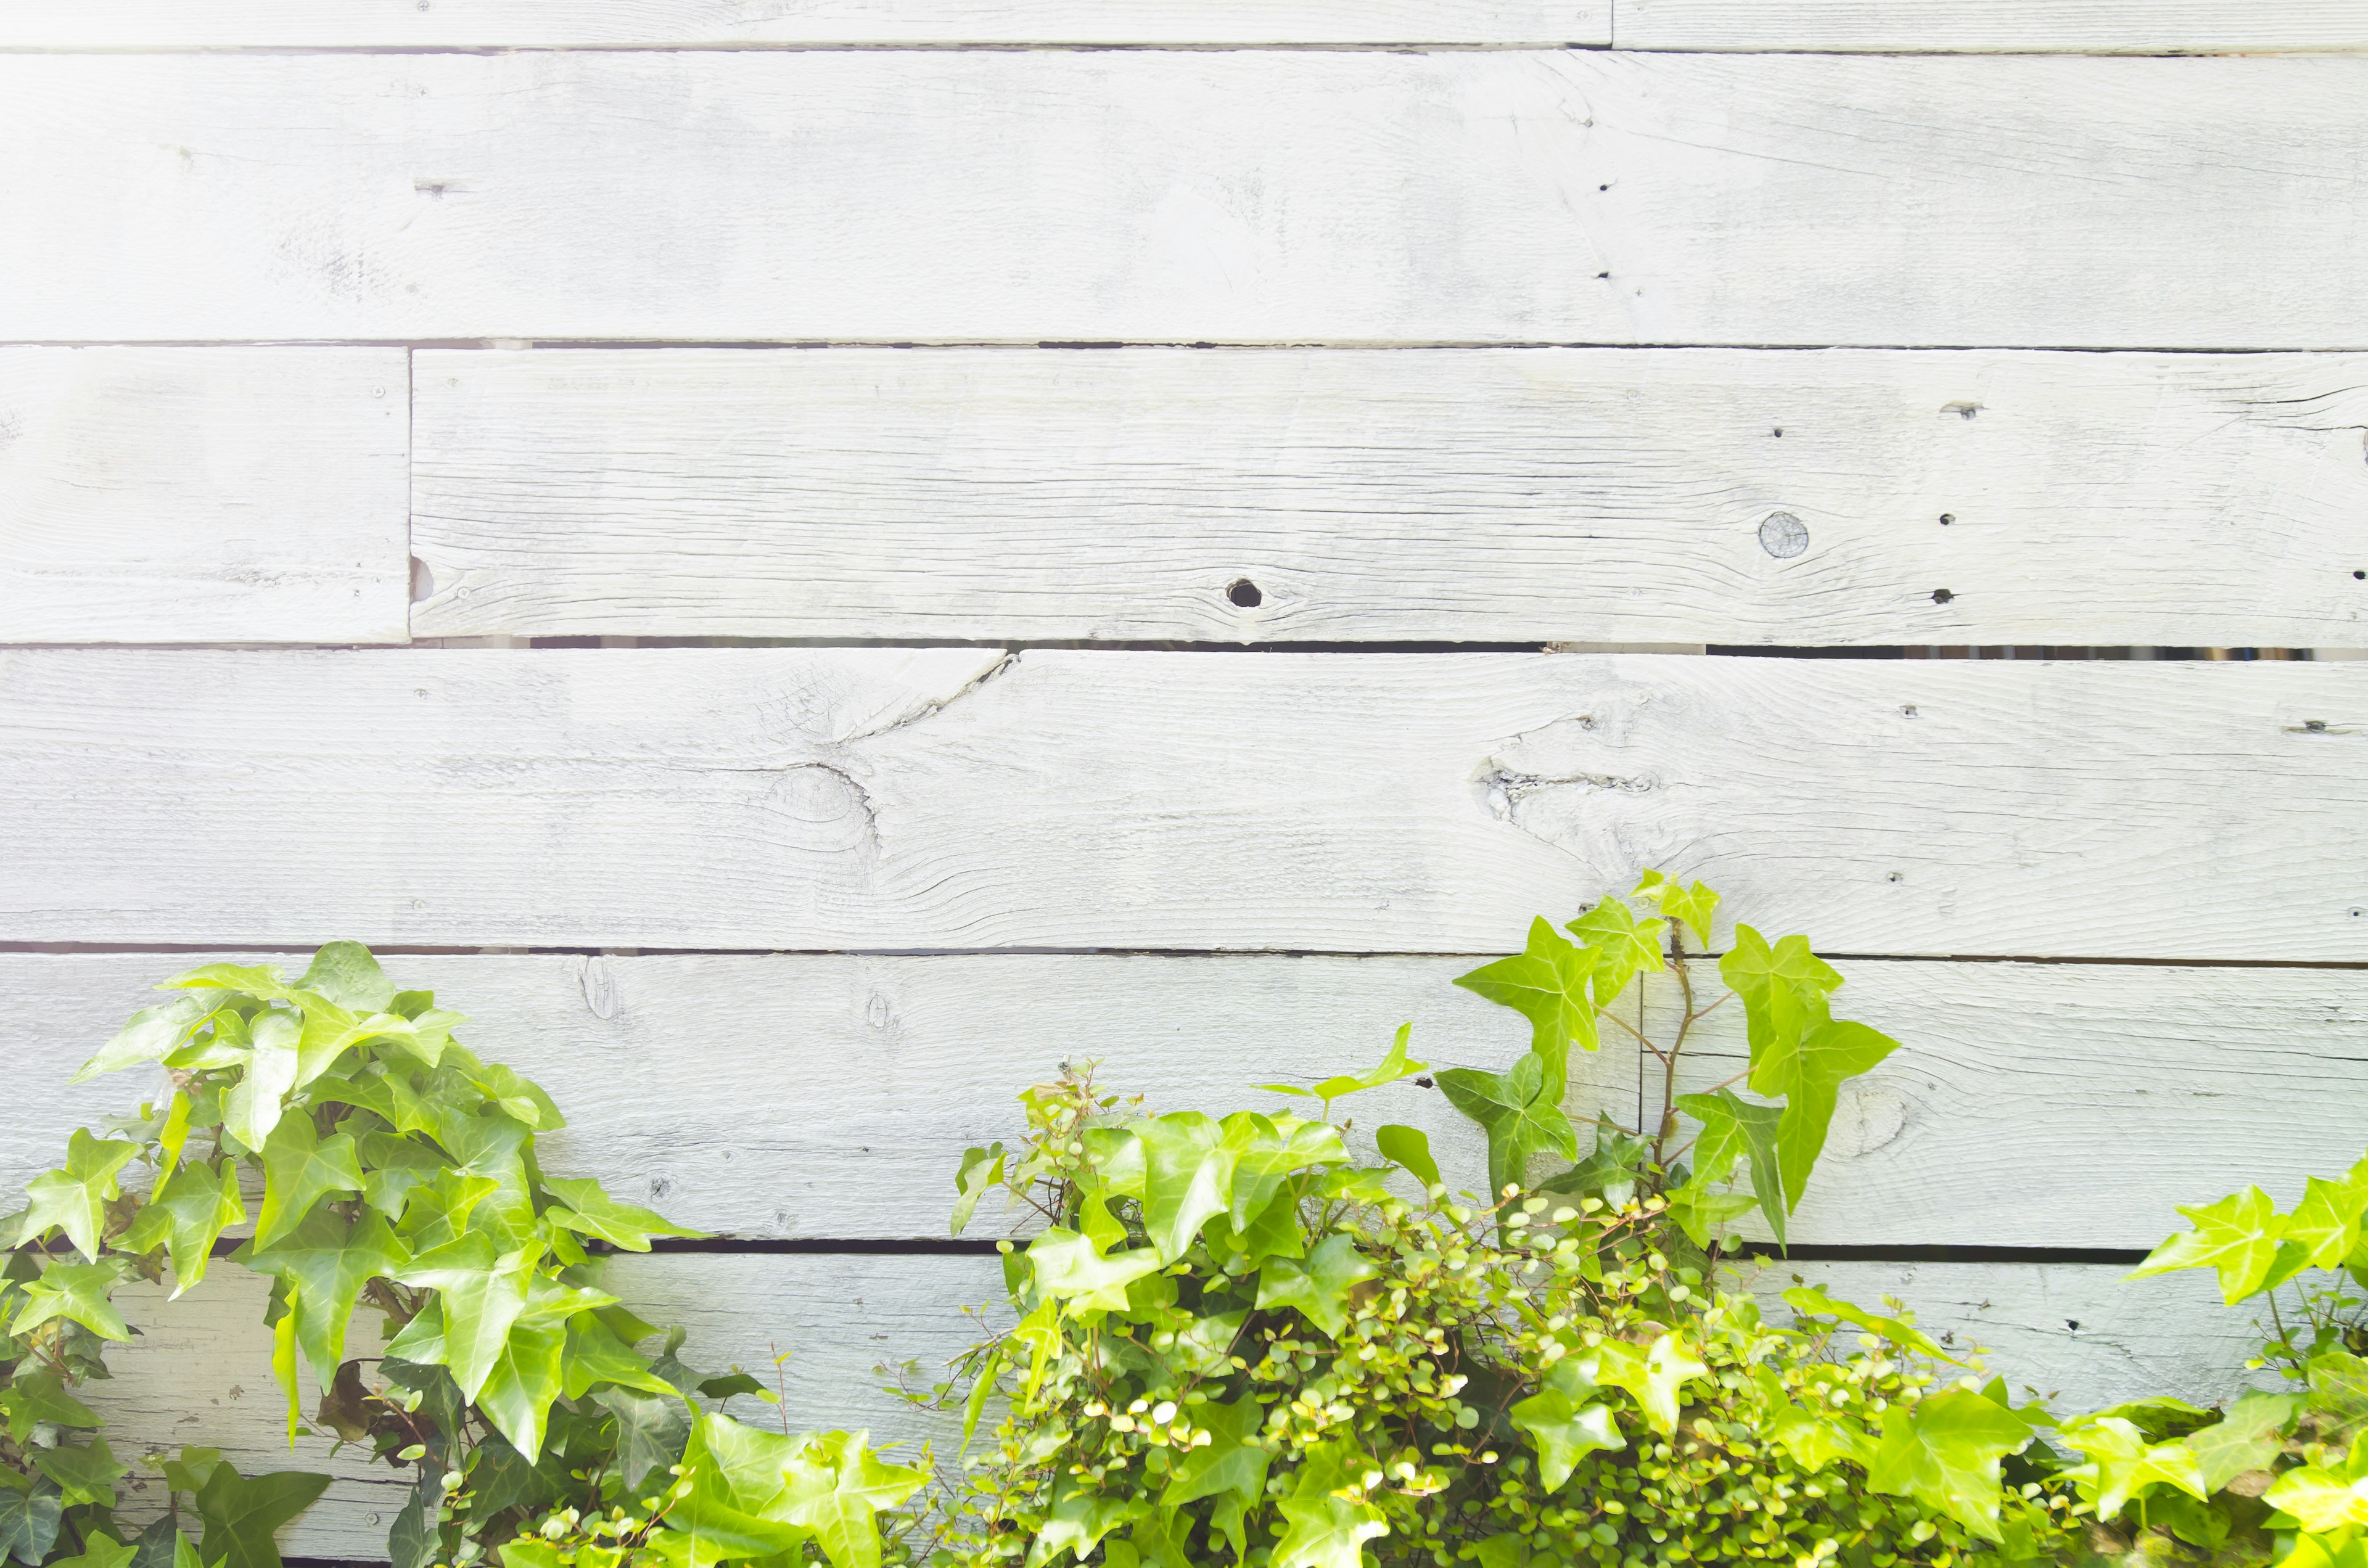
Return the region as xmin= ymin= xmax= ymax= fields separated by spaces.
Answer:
xmin=909 ymin=874 xmax=2084 ymax=1567
xmin=4 ymin=945 xmax=926 ymax=1568
xmin=2034 ymin=1152 xmax=2368 ymax=1564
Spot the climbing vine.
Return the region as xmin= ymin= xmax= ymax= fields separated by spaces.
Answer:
xmin=2 ymin=945 xmax=924 ymax=1568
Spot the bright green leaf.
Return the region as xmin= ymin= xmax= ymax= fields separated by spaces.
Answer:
xmin=1270 ymin=1459 xmax=1388 ymax=1568
xmin=17 ymin=1128 xmax=140 ymax=1261
xmin=1256 ymin=1234 xmax=1379 ymax=1338
xmin=1027 ymin=1227 xmax=1164 ymax=1314
xmin=1593 ymin=1333 xmax=1707 ymax=1436
xmin=1634 ymin=870 xmax=1719 ymax=950
xmin=2128 ymin=1186 xmax=2293 ymax=1304
xmin=1453 ymin=918 xmax=1600 ymax=1094
xmin=1867 ymin=1389 xmax=2033 ymax=1543
xmin=1566 ymin=894 xmax=1668 ymax=1007
xmin=10 ymin=1258 xmax=130 ymax=1342
xmin=543 ymin=1176 xmax=706 ymax=1252
xmin=1374 ymin=1125 xmax=1439 ymax=1189
xmin=221 ymin=1010 xmax=302 ymax=1153
xmin=123 ymin=1159 xmax=245 ymax=1298
xmin=31 ymin=1436 xmax=125 ymax=1508
xmin=72 ymin=993 xmax=215 ymax=1086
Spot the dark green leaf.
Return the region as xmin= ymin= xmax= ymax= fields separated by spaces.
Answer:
xmin=0 ymin=1479 xmax=61 ymax=1567
xmin=590 ymin=1387 xmax=693 ymax=1492
xmin=192 ymin=1464 xmax=331 ymax=1568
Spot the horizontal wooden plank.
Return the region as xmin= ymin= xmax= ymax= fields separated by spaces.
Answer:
xmin=0 ymin=0 xmax=1606 ymax=47
xmin=0 ymin=348 xmax=409 ymax=644
xmin=4 ymin=651 xmax=2364 ymax=958
xmin=77 ymin=1256 xmax=2256 ymax=1559
xmin=1618 ymin=0 xmax=2368 ymax=54
xmin=411 ymin=347 xmax=2368 ymax=646
xmin=5 ymin=953 xmax=2362 ymax=1248
xmin=8 ymin=54 xmax=2368 ymax=347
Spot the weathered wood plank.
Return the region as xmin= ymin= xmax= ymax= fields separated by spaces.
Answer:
xmin=0 ymin=348 xmax=409 ymax=644
xmin=9 ymin=53 xmax=2368 ymax=347
xmin=80 ymin=1257 xmax=2257 ymax=1559
xmin=0 ymin=0 xmax=1606 ymax=47
xmin=3 ymin=651 xmax=2363 ymax=958
xmin=5 ymin=953 xmax=2357 ymax=1249
xmin=410 ymin=347 xmax=2368 ymax=647
xmin=1618 ymin=0 xmax=2368 ymax=54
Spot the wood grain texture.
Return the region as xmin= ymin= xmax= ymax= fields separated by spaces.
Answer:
xmin=76 ymin=1257 xmax=2256 ymax=1559
xmin=1618 ymin=0 xmax=2368 ymax=53
xmin=0 ymin=0 xmax=1606 ymax=47
xmin=410 ymin=347 xmax=2368 ymax=646
xmin=4 ymin=953 xmax=2361 ymax=1249
xmin=9 ymin=52 xmax=2368 ymax=347
xmin=0 ymin=348 xmax=409 ymax=644
xmin=3 ymin=649 xmax=2363 ymax=958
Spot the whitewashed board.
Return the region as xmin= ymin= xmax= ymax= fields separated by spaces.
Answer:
xmin=411 ymin=347 xmax=2368 ymax=646
xmin=8 ymin=53 xmax=2368 ymax=347
xmin=6 ymin=952 xmax=2362 ymax=1249
xmin=2 ymin=650 xmax=2363 ymax=958
xmin=0 ymin=348 xmax=409 ymax=645
xmin=0 ymin=0 xmax=1606 ymax=47
xmin=77 ymin=1257 xmax=2256 ymax=1559
xmin=1618 ymin=0 xmax=2368 ymax=53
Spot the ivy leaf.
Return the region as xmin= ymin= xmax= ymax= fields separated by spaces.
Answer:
xmin=2308 ymin=1353 xmax=2368 ymax=1443
xmin=1634 ymin=870 xmax=1719 ymax=949
xmin=1661 ymin=1178 xmax=1756 ymax=1249
xmin=0 ymin=1373 xmax=101 ymax=1441
xmin=1754 ymin=1369 xmax=1875 ymax=1471
xmin=2186 ymin=1392 xmax=2305 ymax=1492
xmin=384 ymin=1474 xmax=442 ymax=1568
xmin=1134 ymin=1113 xmax=1236 ymax=1263
xmin=128 ymin=1519 xmax=201 ymax=1568
xmin=123 ymin=1159 xmax=245 ymax=1298
xmin=17 ymin=1128 xmax=141 ymax=1261
xmin=1436 ymin=1053 xmax=1577 ymax=1202
xmin=1593 ymin=1333 xmax=1708 ymax=1436
xmin=1867 ymin=1389 xmax=2033 ymax=1543
xmin=253 ymin=1114 xmax=366 ymax=1250
xmin=1453 ymin=918 xmax=1600 ymax=1094
xmin=1025 ymin=1473 xmax=1137 ymax=1568
xmin=193 ymin=1464 xmax=332 ymax=1568
xmin=1270 ymin=1459 xmax=1388 ymax=1568
xmin=31 ymin=1436 xmax=125 ymax=1508
xmin=1161 ymin=1397 xmax=1270 ymax=1510
xmin=71 ymin=992 xmax=215 ymax=1085
xmin=542 ymin=1176 xmax=707 ymax=1252
xmin=2264 ymin=1459 xmax=2368 ymax=1533
xmin=1751 ymin=1019 xmax=1900 ymax=1209
xmin=295 ymin=942 xmax=396 ymax=1012
xmin=590 ymin=1387 xmax=692 ymax=1492
xmin=2057 ymin=1415 xmax=2208 ymax=1518
xmin=245 ymin=1207 xmax=410 ymax=1395
xmin=1718 ymin=926 xmax=1842 ymax=1068
xmin=2287 ymin=1162 xmax=2368 ymax=1270
xmin=1782 ymin=1286 xmax=1957 ymax=1363
xmin=1262 ymin=1023 xmax=1431 ymax=1109
xmin=221 ymin=1010 xmax=302 ymax=1154
xmin=392 ymin=1234 xmax=532 ymax=1400
xmin=779 ymin=1429 xmax=928 ymax=1568
xmin=562 ymin=1311 xmax=678 ymax=1400
xmin=1374 ymin=1125 xmax=1440 ymax=1190
xmin=1565 ymin=895 xmax=1668 ymax=1007
xmin=1675 ymin=1090 xmax=1786 ymax=1247
xmin=475 ymin=1318 xmax=569 ymax=1462
xmin=1537 ymin=1117 xmax=1651 ymax=1207
xmin=950 ymin=1143 xmax=1005 ymax=1237
xmin=163 ymin=963 xmax=289 ymax=998
xmin=0 ymin=1479 xmax=62 ymax=1567
xmin=10 ymin=1258 xmax=130 ymax=1342
xmin=45 ymin=1529 xmax=136 ymax=1568
xmin=1026 ymin=1228 xmax=1164 ymax=1314
xmin=1510 ymin=1357 xmax=1624 ymax=1490
xmin=1256 ymin=1234 xmax=1380 ymax=1338
xmin=2128 ymin=1186 xmax=2295 ymax=1304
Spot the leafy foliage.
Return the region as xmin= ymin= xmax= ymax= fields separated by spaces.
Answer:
xmin=902 ymin=874 xmax=2093 ymax=1567
xmin=3 ymin=944 xmax=920 ymax=1568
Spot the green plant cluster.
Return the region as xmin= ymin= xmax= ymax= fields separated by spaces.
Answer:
xmin=2 ymin=945 xmax=924 ymax=1568
xmin=909 ymin=874 xmax=2089 ymax=1567
xmin=2018 ymin=1156 xmax=2368 ymax=1564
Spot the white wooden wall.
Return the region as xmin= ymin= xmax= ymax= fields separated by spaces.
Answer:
xmin=5 ymin=4 xmax=2367 ymax=1556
